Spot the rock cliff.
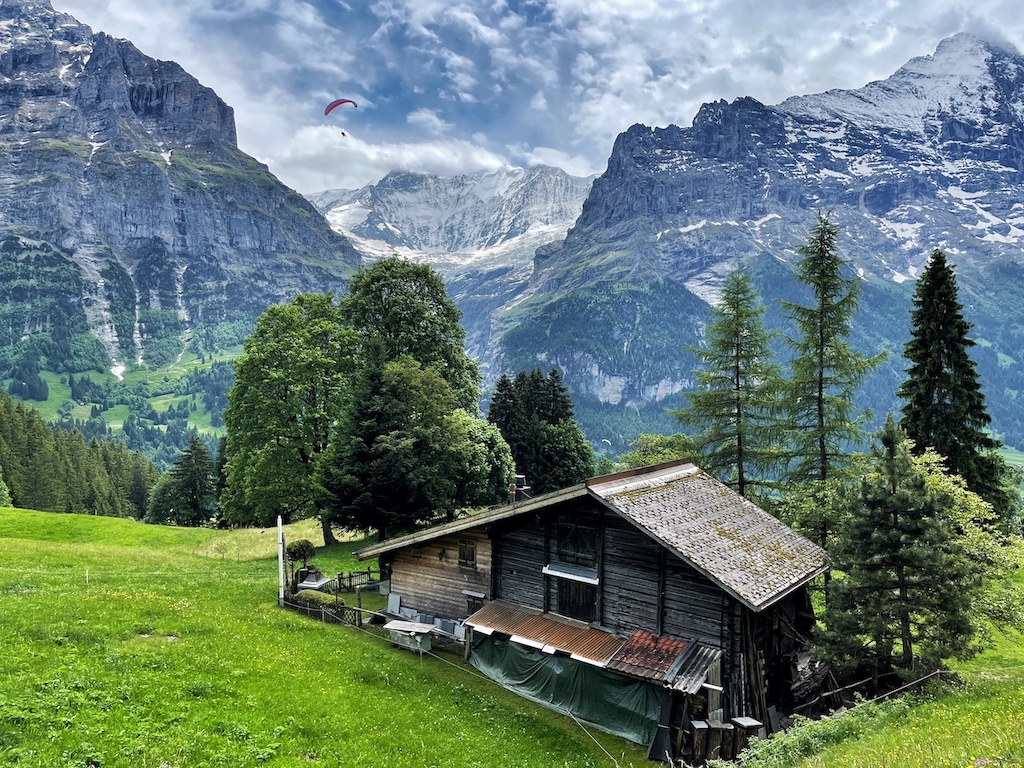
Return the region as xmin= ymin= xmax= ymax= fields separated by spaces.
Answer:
xmin=0 ymin=0 xmax=359 ymax=367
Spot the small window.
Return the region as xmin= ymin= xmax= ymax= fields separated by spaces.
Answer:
xmin=458 ymin=538 xmax=476 ymax=568
xmin=466 ymin=594 xmax=484 ymax=614
xmin=556 ymin=520 xmax=597 ymax=567
xmin=411 ymin=545 xmax=421 ymax=558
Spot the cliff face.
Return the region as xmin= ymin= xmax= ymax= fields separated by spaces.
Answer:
xmin=490 ymin=34 xmax=1024 ymax=445
xmin=0 ymin=0 xmax=359 ymax=366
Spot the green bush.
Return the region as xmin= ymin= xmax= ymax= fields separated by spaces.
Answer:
xmin=293 ymin=589 xmax=343 ymax=608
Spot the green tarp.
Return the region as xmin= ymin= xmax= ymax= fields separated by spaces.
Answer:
xmin=469 ymin=633 xmax=666 ymax=746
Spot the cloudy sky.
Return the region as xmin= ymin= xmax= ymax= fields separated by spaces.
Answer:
xmin=55 ymin=0 xmax=1024 ymax=195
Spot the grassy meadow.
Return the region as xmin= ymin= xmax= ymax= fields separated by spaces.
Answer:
xmin=0 ymin=509 xmax=646 ymax=768
xmin=2 ymin=509 xmax=1022 ymax=768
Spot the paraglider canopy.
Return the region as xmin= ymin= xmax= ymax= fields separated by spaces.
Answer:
xmin=324 ymin=98 xmax=357 ymax=115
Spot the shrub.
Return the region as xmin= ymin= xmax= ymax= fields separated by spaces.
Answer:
xmin=293 ymin=590 xmax=343 ymax=608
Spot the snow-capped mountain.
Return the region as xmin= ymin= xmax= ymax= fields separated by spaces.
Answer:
xmin=310 ymin=165 xmax=595 ymax=272
xmin=319 ymin=33 xmax=1024 ymax=450
xmin=0 ymin=0 xmax=358 ymax=368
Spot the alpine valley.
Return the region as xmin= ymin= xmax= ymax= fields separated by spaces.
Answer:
xmin=2 ymin=0 xmax=1024 ymax=454
xmin=314 ymin=32 xmax=1024 ymax=452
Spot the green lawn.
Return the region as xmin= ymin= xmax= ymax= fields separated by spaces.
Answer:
xmin=0 ymin=509 xmax=646 ymax=768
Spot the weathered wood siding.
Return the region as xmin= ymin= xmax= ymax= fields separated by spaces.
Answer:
xmin=600 ymin=514 xmax=662 ymax=631
xmin=389 ymin=531 xmax=491 ymax=619
xmin=662 ymin=559 xmax=729 ymax=647
xmin=493 ymin=516 xmax=546 ymax=610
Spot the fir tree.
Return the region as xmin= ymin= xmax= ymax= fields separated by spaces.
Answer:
xmin=897 ymin=249 xmax=1018 ymax=528
xmin=818 ymin=415 xmax=1007 ymax=692
xmin=672 ymin=270 xmax=782 ymax=497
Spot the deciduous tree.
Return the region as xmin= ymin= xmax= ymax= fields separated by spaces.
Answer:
xmin=222 ymin=294 xmax=355 ymax=540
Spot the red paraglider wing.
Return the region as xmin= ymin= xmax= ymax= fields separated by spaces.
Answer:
xmin=324 ymin=98 xmax=357 ymax=115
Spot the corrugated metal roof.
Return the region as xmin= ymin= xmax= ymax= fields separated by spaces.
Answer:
xmin=606 ymin=630 xmax=691 ymax=682
xmin=671 ymin=645 xmax=723 ymax=694
xmin=465 ymin=600 xmax=626 ymax=666
xmin=589 ymin=462 xmax=828 ymax=611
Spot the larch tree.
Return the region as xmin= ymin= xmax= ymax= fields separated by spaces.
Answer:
xmin=897 ymin=249 xmax=1019 ymax=530
xmin=779 ymin=210 xmax=884 ymax=550
xmin=672 ymin=269 xmax=783 ymax=498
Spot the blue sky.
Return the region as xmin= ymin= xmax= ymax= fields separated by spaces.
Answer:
xmin=56 ymin=0 xmax=1024 ymax=194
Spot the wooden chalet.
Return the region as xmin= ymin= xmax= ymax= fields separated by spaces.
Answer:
xmin=356 ymin=460 xmax=828 ymax=763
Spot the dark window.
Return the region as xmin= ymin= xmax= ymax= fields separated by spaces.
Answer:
xmin=557 ymin=578 xmax=597 ymax=622
xmin=411 ymin=545 xmax=421 ymax=558
xmin=556 ymin=520 xmax=597 ymax=567
xmin=467 ymin=595 xmax=484 ymax=614
xmin=458 ymin=539 xmax=476 ymax=567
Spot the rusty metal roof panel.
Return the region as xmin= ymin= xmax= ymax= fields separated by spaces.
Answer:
xmin=466 ymin=600 xmax=625 ymax=666
xmin=590 ymin=463 xmax=828 ymax=611
xmin=606 ymin=630 xmax=691 ymax=682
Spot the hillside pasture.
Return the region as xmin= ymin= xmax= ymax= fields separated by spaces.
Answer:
xmin=0 ymin=509 xmax=645 ymax=768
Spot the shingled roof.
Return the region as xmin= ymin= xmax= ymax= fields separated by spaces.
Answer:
xmin=587 ymin=462 xmax=828 ymax=611
xmin=357 ymin=460 xmax=827 ymax=610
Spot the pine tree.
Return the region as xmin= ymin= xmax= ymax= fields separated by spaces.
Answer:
xmin=897 ymin=249 xmax=1018 ymax=527
xmin=818 ymin=415 xmax=998 ymax=691
xmin=672 ymin=270 xmax=782 ymax=497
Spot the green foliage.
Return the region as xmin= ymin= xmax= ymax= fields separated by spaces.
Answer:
xmin=779 ymin=211 xmax=884 ymax=489
xmin=618 ymin=433 xmax=696 ymax=469
xmin=170 ymin=436 xmax=217 ymax=526
xmin=0 ymin=390 xmax=156 ymax=517
xmin=672 ymin=270 xmax=783 ymax=497
xmin=323 ymin=357 xmax=506 ymax=538
xmin=706 ymin=698 xmax=916 ymax=768
xmin=341 ymin=256 xmax=480 ymax=411
xmin=222 ymin=294 xmax=354 ymax=530
xmin=897 ymin=249 xmax=1020 ymax=529
xmin=0 ymin=474 xmax=10 ymax=506
xmin=286 ymin=538 xmax=316 ymax=567
xmin=817 ymin=416 xmax=1021 ymax=690
xmin=487 ymin=368 xmax=595 ymax=494
xmin=294 ymin=589 xmax=342 ymax=607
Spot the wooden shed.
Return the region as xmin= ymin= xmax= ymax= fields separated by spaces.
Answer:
xmin=357 ymin=460 xmax=828 ymax=762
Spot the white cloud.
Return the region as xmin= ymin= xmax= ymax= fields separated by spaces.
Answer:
xmin=54 ymin=0 xmax=1024 ymax=195
xmin=271 ymin=127 xmax=509 ymax=191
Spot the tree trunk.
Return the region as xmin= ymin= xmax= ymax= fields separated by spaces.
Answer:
xmin=321 ymin=516 xmax=337 ymax=545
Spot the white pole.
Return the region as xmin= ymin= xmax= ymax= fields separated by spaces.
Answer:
xmin=277 ymin=515 xmax=285 ymax=601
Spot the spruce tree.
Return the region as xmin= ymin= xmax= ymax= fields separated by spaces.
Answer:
xmin=818 ymin=415 xmax=990 ymax=691
xmin=672 ymin=270 xmax=782 ymax=497
xmin=486 ymin=367 xmax=593 ymax=494
xmin=897 ymin=249 xmax=1017 ymax=526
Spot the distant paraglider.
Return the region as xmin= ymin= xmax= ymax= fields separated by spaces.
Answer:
xmin=324 ymin=98 xmax=357 ymax=115
xmin=324 ymin=98 xmax=357 ymax=137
